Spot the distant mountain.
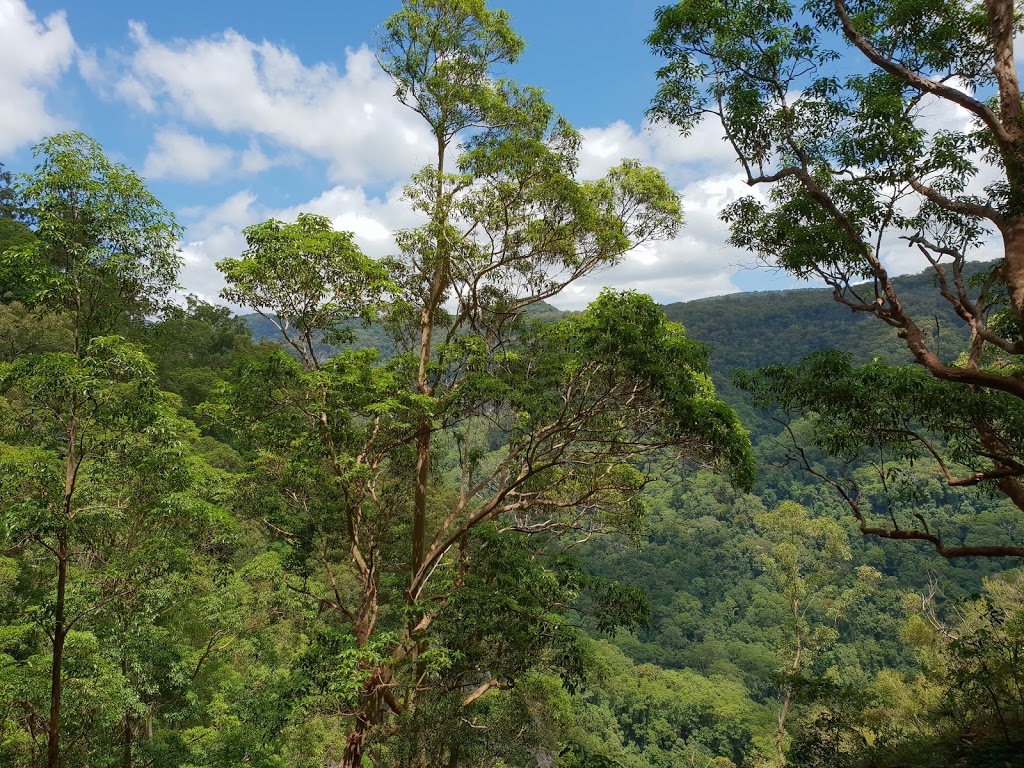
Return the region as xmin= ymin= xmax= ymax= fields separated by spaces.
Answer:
xmin=240 ymin=313 xmax=397 ymax=359
xmin=663 ymin=265 xmax=976 ymax=377
xmin=241 ymin=265 xmax=982 ymax=424
xmin=662 ymin=265 xmax=981 ymax=430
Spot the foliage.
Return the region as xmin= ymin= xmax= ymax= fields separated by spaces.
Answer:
xmin=218 ymin=214 xmax=392 ymax=368
xmin=0 ymin=159 xmax=33 ymax=268
xmin=7 ymin=0 xmax=1024 ymax=763
xmin=648 ymin=0 xmax=1024 ymax=557
xmin=736 ymin=350 xmax=1024 ymax=558
xmin=0 ymin=162 xmax=16 ymax=220
xmin=561 ymin=641 xmax=771 ymax=768
xmin=1 ymin=133 xmax=181 ymax=349
xmin=0 ymin=337 xmax=234 ymax=767
xmin=209 ymin=2 xmax=747 ymax=764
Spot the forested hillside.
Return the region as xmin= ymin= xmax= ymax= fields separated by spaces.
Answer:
xmin=665 ymin=269 xmax=976 ymax=373
xmin=221 ymin=268 xmax=1024 ymax=767
xmin=3 ymin=0 xmax=1024 ymax=766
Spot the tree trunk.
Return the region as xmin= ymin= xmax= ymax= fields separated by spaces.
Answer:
xmin=121 ymin=656 xmax=133 ymax=768
xmin=413 ymin=419 xmax=431 ymax=576
xmin=340 ymin=710 xmax=371 ymax=768
xmin=122 ymin=713 xmax=132 ymax=768
xmin=341 ymin=677 xmax=383 ymax=768
xmin=339 ymin=627 xmax=389 ymax=768
xmin=1002 ymin=217 xmax=1024 ymax=320
xmin=47 ymin=547 xmax=67 ymax=768
xmin=776 ymin=685 xmax=792 ymax=763
xmin=776 ymin=597 xmax=802 ymax=763
xmin=411 ymin=134 xmax=451 ymax=580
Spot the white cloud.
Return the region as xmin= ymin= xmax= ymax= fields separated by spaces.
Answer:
xmin=114 ymin=73 xmax=157 ymax=112
xmin=115 ymin=24 xmax=434 ymax=184
xmin=271 ymin=184 xmax=418 ymax=259
xmin=0 ymin=0 xmax=75 ymax=153
xmin=177 ymin=191 xmax=259 ymax=304
xmin=144 ymin=131 xmax=293 ymax=182
xmin=577 ymin=117 xmax=738 ymax=181
xmin=239 ymin=142 xmax=273 ymax=174
xmin=143 ymin=129 xmax=235 ymax=182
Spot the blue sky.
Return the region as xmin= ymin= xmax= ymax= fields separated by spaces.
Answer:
xmin=2 ymin=0 xmax=802 ymax=309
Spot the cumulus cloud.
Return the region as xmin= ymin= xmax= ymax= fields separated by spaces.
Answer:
xmin=577 ymin=117 xmax=738 ymax=181
xmin=143 ymin=129 xmax=235 ymax=181
xmin=239 ymin=142 xmax=275 ymax=174
xmin=115 ymin=24 xmax=434 ymax=184
xmin=143 ymin=129 xmax=289 ymax=181
xmin=270 ymin=183 xmax=419 ymax=259
xmin=176 ymin=191 xmax=260 ymax=304
xmin=0 ymin=0 xmax=75 ymax=153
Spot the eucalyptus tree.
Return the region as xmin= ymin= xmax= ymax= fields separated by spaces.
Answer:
xmin=649 ymin=0 xmax=1024 ymax=557
xmin=0 ymin=132 xmax=220 ymax=768
xmin=217 ymin=3 xmax=752 ymax=763
xmin=2 ymin=132 xmax=181 ymax=351
xmin=376 ymin=0 xmax=686 ymax=585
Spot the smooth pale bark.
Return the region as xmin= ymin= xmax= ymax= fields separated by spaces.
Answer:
xmin=1002 ymin=222 xmax=1024 ymax=322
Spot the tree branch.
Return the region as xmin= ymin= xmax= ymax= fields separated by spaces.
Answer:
xmin=833 ymin=0 xmax=1013 ymax=151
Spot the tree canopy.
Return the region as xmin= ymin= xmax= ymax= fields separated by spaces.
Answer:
xmin=649 ymin=0 xmax=1024 ymax=557
xmin=4 ymin=1 xmax=1024 ymax=766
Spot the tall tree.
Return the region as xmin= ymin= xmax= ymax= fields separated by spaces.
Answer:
xmin=213 ymin=6 xmax=748 ymax=763
xmin=1 ymin=132 xmax=181 ymax=352
xmin=376 ymin=0 xmax=685 ymax=589
xmin=218 ymin=10 xmax=753 ymax=752
xmin=0 ymin=132 xmax=191 ymax=768
xmin=649 ymin=0 xmax=1024 ymax=557
xmin=751 ymin=501 xmax=879 ymax=762
xmin=221 ymin=283 xmax=753 ymax=766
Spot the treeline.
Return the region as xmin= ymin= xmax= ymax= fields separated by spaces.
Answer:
xmin=3 ymin=133 xmax=1022 ymax=767
xmin=4 ymin=0 xmax=1024 ymax=764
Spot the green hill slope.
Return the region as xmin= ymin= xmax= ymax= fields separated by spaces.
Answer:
xmin=664 ymin=266 xmax=975 ymax=375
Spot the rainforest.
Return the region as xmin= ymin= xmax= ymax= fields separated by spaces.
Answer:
xmin=2 ymin=1 xmax=1024 ymax=766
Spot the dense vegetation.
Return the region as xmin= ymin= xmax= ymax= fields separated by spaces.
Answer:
xmin=650 ymin=0 xmax=1024 ymax=558
xmin=2 ymin=0 xmax=1024 ymax=767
